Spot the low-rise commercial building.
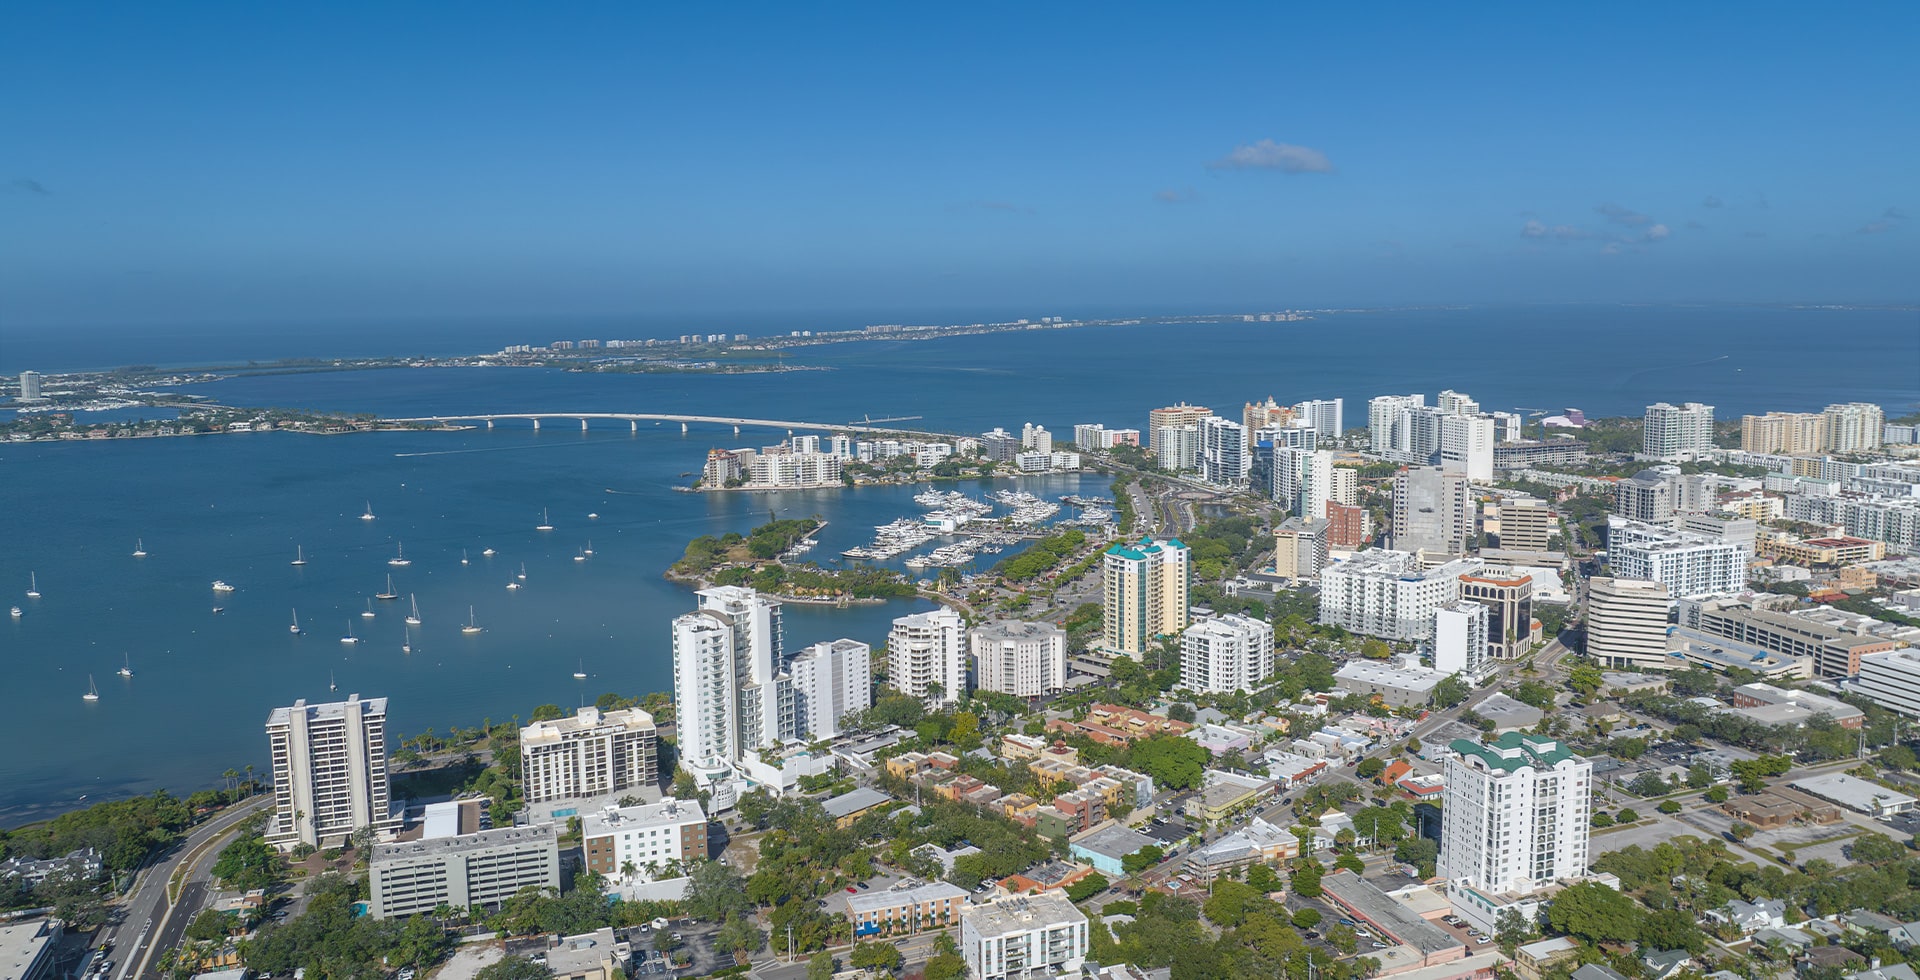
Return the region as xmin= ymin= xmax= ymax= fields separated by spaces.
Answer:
xmin=1726 ymin=682 xmax=1863 ymax=729
xmin=0 ymin=919 xmax=60 ymax=980
xmin=581 ymin=798 xmax=708 ymax=882
xmin=1334 ymin=656 xmax=1448 ymax=708
xmin=1321 ymin=871 xmax=1466 ymax=967
xmin=545 ymin=928 xmax=632 ymax=980
xmin=1854 ymin=649 xmax=1920 ymax=717
xmin=847 ymin=882 xmax=969 ymax=938
xmin=368 ymin=824 xmax=560 ymax=919
xmin=1068 ymin=825 xmax=1159 ymax=877
xmin=1680 ymin=595 xmax=1902 ymax=678
xmin=960 ymin=892 xmax=1089 ymax=980
xmin=1788 ymin=773 xmax=1917 ymax=818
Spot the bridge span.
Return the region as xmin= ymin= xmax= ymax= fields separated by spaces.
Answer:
xmin=378 ymin=412 xmax=944 ymax=437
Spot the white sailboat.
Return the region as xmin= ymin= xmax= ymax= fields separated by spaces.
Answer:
xmin=573 ymin=659 xmax=587 ymax=680
xmin=461 ymin=549 xmax=470 ymax=565
xmin=329 ymin=670 xmax=337 ymax=693
xmin=461 ymin=606 xmax=483 ymax=634
xmin=132 ymin=538 xmax=147 ymax=558
xmin=26 ymin=573 xmax=40 ymax=599
xmin=518 ymin=563 xmax=528 ymax=580
xmin=506 ymin=579 xmax=521 ymax=590
xmin=574 ymin=548 xmax=587 ymax=562
xmin=361 ymin=598 xmax=377 ymax=618
xmin=405 ymin=595 xmax=421 ymax=626
xmin=584 ymin=539 xmax=595 ymax=556
xmin=341 ymin=620 xmax=359 ymax=644
xmin=291 ymin=545 xmax=308 ymax=566
xmin=290 ymin=609 xmax=303 ymax=635
xmin=376 ymin=575 xmax=399 ymax=600
xmin=536 ymin=508 xmax=554 ymax=532
xmin=402 ymin=625 xmax=413 ymax=654
xmin=118 ymin=654 xmax=133 ymax=678
xmin=360 ymin=501 xmax=376 ymax=521
xmin=83 ymin=675 xmax=99 ymax=702
xmin=388 ymin=543 xmax=411 ymax=567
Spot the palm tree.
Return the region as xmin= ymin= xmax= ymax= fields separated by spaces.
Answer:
xmin=223 ymin=768 xmax=240 ymax=796
xmin=244 ymin=764 xmax=255 ymax=797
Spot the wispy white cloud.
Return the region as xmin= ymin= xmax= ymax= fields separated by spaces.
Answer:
xmin=1521 ymin=219 xmax=1602 ymax=241
xmin=1595 ymin=203 xmax=1652 ymax=226
xmin=1154 ymin=187 xmax=1197 ymax=204
xmin=1641 ymin=224 xmax=1670 ymax=242
xmin=1209 ymin=139 xmax=1334 ymax=174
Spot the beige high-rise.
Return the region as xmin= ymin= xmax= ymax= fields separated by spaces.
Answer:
xmin=1585 ymin=577 xmax=1672 ymax=670
xmin=1101 ymin=536 xmax=1191 ymax=659
xmin=520 ymin=706 xmax=659 ymax=804
xmin=265 ymin=695 xmax=398 ymax=850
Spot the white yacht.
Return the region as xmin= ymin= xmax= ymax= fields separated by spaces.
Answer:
xmin=388 ymin=543 xmax=411 ymax=567
xmin=211 ymin=580 xmax=236 ymax=593
xmin=461 ymin=607 xmax=483 ymax=634
xmin=341 ymin=620 xmax=359 ymax=644
xmin=26 ymin=572 xmax=40 ymax=599
xmin=132 ymin=538 xmax=147 ymax=558
xmin=536 ymin=508 xmax=554 ymax=532
xmin=8 ymin=606 xmax=20 ymax=619
xmin=360 ymin=501 xmax=376 ymax=521
xmin=291 ymin=545 xmax=308 ymax=566
xmin=376 ymin=575 xmax=399 ymax=600
xmin=83 ymin=676 xmax=100 ymax=702
xmin=118 ymin=654 xmax=133 ymax=678
xmin=482 ymin=547 xmax=496 ymax=557
xmin=405 ymin=595 xmax=421 ymax=626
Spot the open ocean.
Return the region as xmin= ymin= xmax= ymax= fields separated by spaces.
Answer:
xmin=1 ymin=304 xmax=1915 ymax=824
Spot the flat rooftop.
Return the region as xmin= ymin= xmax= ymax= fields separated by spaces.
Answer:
xmin=821 ymin=787 xmax=892 ymax=820
xmin=371 ymin=823 xmax=555 ymax=866
xmin=1789 ymin=772 xmax=1918 ymax=814
xmin=581 ymin=797 xmax=706 ymax=837
xmin=846 ymin=881 xmax=968 ymax=915
xmin=1321 ymin=871 xmax=1463 ymax=957
xmin=0 ymin=919 xmax=56 ymax=980
xmin=960 ymin=892 xmax=1087 ymax=939
xmin=266 ymin=694 xmax=386 ymax=727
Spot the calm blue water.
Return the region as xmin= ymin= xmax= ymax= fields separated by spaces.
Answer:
xmin=1 ymin=304 xmax=1915 ymax=824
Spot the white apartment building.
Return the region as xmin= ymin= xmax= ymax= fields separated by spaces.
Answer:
xmin=1606 ymin=517 xmax=1750 ymax=597
xmin=1294 ymin=398 xmax=1343 ymax=439
xmin=1101 ymin=535 xmax=1191 ymax=659
xmin=1854 ymin=649 xmax=1920 ymax=717
xmin=520 ymin=707 xmax=659 ymax=804
xmin=1439 ymin=414 xmax=1495 ymax=482
xmin=961 ymin=892 xmax=1089 ymax=980
xmin=1073 ymin=423 xmax=1107 ymax=450
xmin=970 ymin=621 xmax=1067 ymax=698
xmin=1021 ymin=423 xmax=1053 ymax=453
xmin=1199 ymin=416 xmax=1248 ymax=487
xmin=1329 ymin=466 xmax=1359 ymax=507
xmin=1489 ymin=411 xmax=1523 ymax=443
xmin=1154 ymin=423 xmax=1200 ymax=471
xmin=1370 ymin=394 xmax=1429 ymax=462
xmin=671 ymin=587 xmax=790 ymax=772
xmin=1437 ymin=389 xmax=1481 ymax=415
xmin=1433 ymin=601 xmax=1490 ymax=679
xmin=368 ymin=823 xmax=559 ymax=919
xmin=1823 ymin=402 xmax=1885 ymax=453
xmin=1614 ymin=467 xmax=1677 ymax=526
xmin=1179 ymin=614 xmax=1276 ymax=694
xmin=1438 ymin=733 xmax=1591 ymax=898
xmin=788 ymin=639 xmax=872 ymax=740
xmin=746 ymin=451 xmax=842 ymax=487
xmin=1584 ymin=577 xmax=1673 ymax=670
xmin=1274 ymin=447 xmax=1333 ymax=520
xmin=1317 ymin=550 xmax=1481 ymax=641
xmin=1642 ymin=401 xmax=1715 ymax=462
xmin=581 ymin=798 xmax=709 ymax=882
xmin=265 ymin=695 xmax=400 ymax=850
xmin=887 ymin=609 xmax=967 ymax=704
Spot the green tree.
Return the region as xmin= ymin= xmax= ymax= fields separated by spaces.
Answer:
xmin=1066 ymin=871 xmax=1110 ymax=902
xmin=1122 ymin=845 xmax=1167 ymax=876
xmin=713 ymin=914 xmax=767 ymax=962
xmin=1394 ymin=837 xmax=1439 ymax=879
xmin=476 ymin=959 xmax=551 ymax=980
xmin=1882 ymin=745 xmax=1918 ymax=772
xmin=1729 ymin=821 xmax=1756 ymax=842
xmin=1360 ymin=639 xmax=1392 ymax=660
xmin=1494 ymin=908 xmax=1533 ymax=954
xmin=1705 ymin=785 xmax=1730 ymax=803
xmin=528 ymin=704 xmax=566 ymax=722
xmin=682 ymin=859 xmax=753 ymax=922
xmin=1430 ymin=676 xmax=1471 ymax=709
xmin=1658 ymin=800 xmax=1682 ymax=814
xmin=1293 ymin=908 xmax=1322 ymax=930
xmin=1291 ymin=859 xmax=1324 ymax=898
xmin=1129 ymin=735 xmax=1209 ymax=790
xmin=211 ymin=833 xmax=283 ymax=891
xmin=1544 ymin=881 xmax=1642 ymax=945
xmin=186 ymin=909 xmax=232 ymax=943
xmin=1356 ymin=758 xmax=1386 ymax=779
xmin=924 ymin=952 xmax=967 ymax=980
xmin=1616 ymin=808 xmax=1639 ymax=823
xmin=1567 ymin=663 xmax=1604 ymax=697
xmin=806 ymin=952 xmax=836 ymax=980
xmin=1640 ymin=907 xmax=1708 ymax=954
xmin=849 ymin=941 xmax=903 ymax=972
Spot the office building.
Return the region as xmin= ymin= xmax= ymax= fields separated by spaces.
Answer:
xmin=1329 ymin=466 xmax=1359 ymax=506
xmin=788 ymin=639 xmax=871 ymax=740
xmin=1101 ymin=536 xmax=1191 ymax=659
xmin=1680 ymin=595 xmax=1903 ymax=678
xmin=519 ymin=707 xmax=659 ymax=805
xmin=264 ymin=695 xmax=398 ymax=850
xmin=17 ymin=371 xmax=41 ymax=403
xmin=581 ymin=798 xmax=709 ymax=881
xmin=1642 ymin=402 xmax=1715 ymax=462
xmin=1392 ymin=467 xmax=1475 ymax=559
xmin=1272 ymin=517 xmax=1329 ymax=580
xmin=1438 ymin=734 xmax=1592 ymax=895
xmin=1458 ymin=571 xmax=1535 ymax=661
xmin=888 ymin=609 xmax=967 ymax=703
xmin=1494 ymin=497 xmax=1557 ymax=553
xmin=1742 ymin=412 xmax=1828 ymax=455
xmin=1606 ymin=517 xmax=1750 ymax=597
xmin=1327 ymin=501 xmax=1371 ymax=550
xmin=1180 ymin=613 xmax=1276 ymax=694
xmin=1318 ymin=550 xmax=1480 ymax=641
xmin=368 ymin=824 xmax=560 ymax=919
xmin=0 ymin=918 xmax=58 ymax=980
xmin=1199 ymin=416 xmax=1248 ymax=487
xmin=1584 ymin=577 xmax=1672 ymax=670
xmin=1614 ymin=467 xmax=1677 ymax=526
xmin=1433 ymin=602 xmax=1490 ymax=679
xmin=970 ymin=621 xmax=1067 ymax=698
xmin=1147 ymin=403 xmax=1212 ymax=451
xmin=1823 ymin=402 xmax=1885 ymax=453
xmin=1294 ymin=397 xmax=1344 ymax=440
xmin=1439 ymin=414 xmax=1495 ymax=482
xmin=961 ymin=892 xmax=1089 ymax=980
xmin=1334 ymin=656 xmax=1450 ymax=707
xmin=1854 ymin=649 xmax=1920 ymax=717
xmin=671 ymin=586 xmax=789 ymax=772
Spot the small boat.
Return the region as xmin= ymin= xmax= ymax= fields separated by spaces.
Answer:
xmin=26 ymin=572 xmax=40 ymax=599
xmin=461 ymin=549 xmax=470 ymax=565
xmin=291 ymin=545 xmax=308 ymax=566
xmin=584 ymin=539 xmax=595 ymax=556
xmin=8 ymin=607 xmax=19 ymax=619
xmin=506 ymin=580 xmax=521 ymax=590
xmin=290 ymin=609 xmax=303 ymax=635
xmin=211 ymin=606 xmax=225 ymax=614
xmin=401 ymin=625 xmax=413 ymax=654
xmin=573 ymin=659 xmax=587 ymax=680
xmin=588 ymin=512 xmax=600 ymax=520
xmin=211 ymin=580 xmax=236 ymax=592
xmin=461 ymin=607 xmax=483 ymax=634
xmin=376 ymin=575 xmax=399 ymax=601
xmin=536 ymin=508 xmax=554 ymax=532
xmin=341 ymin=620 xmax=359 ymax=644
xmin=388 ymin=543 xmax=411 ymax=567
xmin=517 ymin=563 xmax=527 ymax=581
xmin=118 ymin=654 xmax=133 ymax=678
xmin=405 ymin=595 xmax=421 ymax=626
xmin=329 ymin=670 xmax=338 ymax=693
xmin=482 ymin=547 xmax=496 ymax=557
xmin=83 ymin=675 xmax=100 ymax=702
xmin=360 ymin=501 xmax=376 ymax=521
xmin=132 ymin=538 xmax=147 ymax=558
xmin=574 ymin=549 xmax=587 ymax=563
xmin=361 ymin=598 xmax=377 ymax=619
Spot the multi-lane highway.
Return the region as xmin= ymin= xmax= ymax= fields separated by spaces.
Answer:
xmin=99 ymin=797 xmax=272 ymax=980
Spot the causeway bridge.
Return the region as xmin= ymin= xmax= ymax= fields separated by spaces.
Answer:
xmin=378 ymin=412 xmax=942 ymax=436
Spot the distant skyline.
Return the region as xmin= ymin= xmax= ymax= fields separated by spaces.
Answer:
xmin=3 ymin=4 xmax=1916 ymax=328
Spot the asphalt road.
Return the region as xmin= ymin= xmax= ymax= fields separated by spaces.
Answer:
xmin=103 ymin=796 xmax=272 ymax=980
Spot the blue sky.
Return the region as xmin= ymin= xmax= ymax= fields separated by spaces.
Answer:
xmin=3 ymin=3 xmax=1915 ymax=327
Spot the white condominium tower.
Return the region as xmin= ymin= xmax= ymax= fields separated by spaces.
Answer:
xmin=1293 ymin=398 xmax=1343 ymax=440
xmin=1101 ymin=535 xmax=1191 ymax=659
xmin=1392 ymin=466 xmax=1474 ymax=559
xmin=1317 ymin=550 xmax=1481 ymax=641
xmin=1822 ymin=402 xmax=1884 ymax=453
xmin=1583 ymin=576 xmax=1672 ymax=670
xmin=1642 ymin=401 xmax=1715 ymax=462
xmin=265 ymin=694 xmax=399 ymax=850
xmin=519 ymin=706 xmax=660 ymax=804
xmin=1605 ymin=517 xmax=1749 ymax=597
xmin=970 ymin=621 xmax=1068 ymax=698
xmin=671 ymin=586 xmax=791 ymax=772
xmin=887 ymin=608 xmax=967 ymax=704
xmin=1273 ymin=447 xmax=1333 ymax=520
xmin=788 ymin=638 xmax=872 ymax=739
xmin=1199 ymin=415 xmax=1248 ymax=487
xmin=1439 ymin=734 xmax=1591 ymax=895
xmin=1432 ymin=601 xmax=1490 ymax=679
xmin=1438 ymin=414 xmax=1495 ymax=482
xmin=1179 ymin=613 xmax=1275 ymax=694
